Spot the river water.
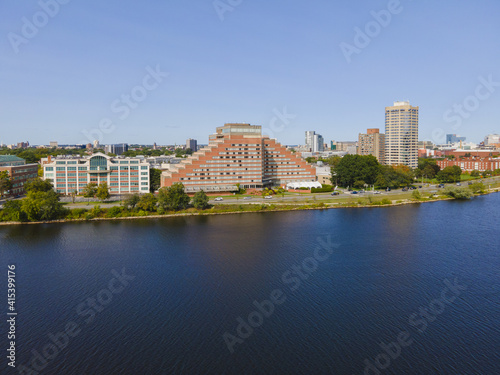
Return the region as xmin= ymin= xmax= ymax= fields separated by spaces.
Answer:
xmin=1 ymin=194 xmax=499 ymax=374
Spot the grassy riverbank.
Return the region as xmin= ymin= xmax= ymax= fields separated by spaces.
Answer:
xmin=1 ymin=187 xmax=498 ymax=226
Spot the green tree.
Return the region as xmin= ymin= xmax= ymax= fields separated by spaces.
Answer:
xmin=96 ymin=182 xmax=110 ymax=201
xmin=482 ymin=169 xmax=492 ymax=178
xmin=411 ymin=189 xmax=422 ymax=200
xmin=437 ymin=166 xmax=462 ymax=183
xmin=326 ymin=156 xmax=342 ymax=168
xmin=136 ymin=193 xmax=158 ymax=212
xmin=469 ymin=182 xmax=486 ymax=194
xmin=375 ymin=165 xmax=414 ymax=189
xmin=24 ymin=178 xmax=54 ymax=193
xmin=444 ymin=186 xmax=472 ymax=200
xmin=333 ymin=155 xmax=380 ymax=187
xmin=192 ymin=190 xmax=210 ymax=210
xmin=470 ymin=170 xmax=481 ymax=178
xmin=83 ymin=183 xmax=98 ymax=198
xmin=21 ymin=190 xmax=66 ymax=221
xmin=353 ymin=180 xmax=366 ymax=189
xmin=149 ymin=168 xmax=162 ymax=193
xmin=123 ymin=194 xmax=140 ymax=210
xmin=0 ymin=171 xmax=12 ymax=198
xmin=158 ymin=183 xmax=190 ymax=212
xmin=417 ymin=159 xmax=440 ymax=178
xmin=0 ymin=200 xmax=26 ymax=222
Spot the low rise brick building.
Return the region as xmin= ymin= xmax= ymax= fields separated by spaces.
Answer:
xmin=0 ymin=155 xmax=39 ymax=196
xmin=436 ymin=157 xmax=500 ymax=172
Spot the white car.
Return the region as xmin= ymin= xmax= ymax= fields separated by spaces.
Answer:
xmin=214 ymin=197 xmax=223 ymax=201
xmin=374 ymin=191 xmax=381 ymax=194
xmin=264 ymin=195 xmax=273 ymax=199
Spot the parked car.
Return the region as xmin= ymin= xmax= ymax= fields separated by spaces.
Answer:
xmin=438 ymin=184 xmax=445 ymax=188
xmin=374 ymin=191 xmax=381 ymax=194
xmin=351 ymin=191 xmax=358 ymax=195
xmin=243 ymin=196 xmax=252 ymax=200
xmin=331 ymin=192 xmax=340 ymax=196
xmin=418 ymin=186 xmax=423 ymax=188
xmin=468 ymin=182 xmax=473 ymax=186
xmin=386 ymin=187 xmax=391 ymax=192
xmin=402 ymin=188 xmax=407 ymax=192
xmin=214 ymin=197 xmax=223 ymax=201
xmin=264 ymin=195 xmax=273 ymax=199
xmin=456 ymin=183 xmax=461 ymax=186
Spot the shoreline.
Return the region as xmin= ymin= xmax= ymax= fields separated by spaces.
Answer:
xmin=1 ymin=190 xmax=497 ymax=226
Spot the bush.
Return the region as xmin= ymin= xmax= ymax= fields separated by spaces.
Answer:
xmin=68 ymin=208 xmax=88 ymax=219
xmin=469 ymin=182 xmax=486 ymax=194
xmin=444 ymin=186 xmax=473 ymax=200
xmin=311 ymin=185 xmax=334 ymax=193
xmin=106 ymin=206 xmax=123 ymax=218
xmin=411 ymin=190 xmax=422 ymax=200
xmin=381 ymin=199 xmax=391 ymax=205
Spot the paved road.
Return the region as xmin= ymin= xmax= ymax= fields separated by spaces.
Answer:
xmin=208 ymin=176 xmax=500 ymax=204
xmin=3 ymin=177 xmax=496 ymax=209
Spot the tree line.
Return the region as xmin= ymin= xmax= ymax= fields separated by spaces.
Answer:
xmin=329 ymin=155 xmax=497 ymax=188
xmin=0 ymin=179 xmax=210 ymax=222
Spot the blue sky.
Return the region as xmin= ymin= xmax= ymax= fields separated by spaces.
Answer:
xmin=1 ymin=0 xmax=499 ymax=146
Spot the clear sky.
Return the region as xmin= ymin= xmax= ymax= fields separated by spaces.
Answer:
xmin=1 ymin=0 xmax=499 ymax=146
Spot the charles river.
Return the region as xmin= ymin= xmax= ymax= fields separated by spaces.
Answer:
xmin=1 ymin=194 xmax=499 ymax=375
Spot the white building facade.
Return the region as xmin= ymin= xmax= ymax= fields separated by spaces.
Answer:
xmin=385 ymin=101 xmax=419 ymax=169
xmin=42 ymin=153 xmax=150 ymax=195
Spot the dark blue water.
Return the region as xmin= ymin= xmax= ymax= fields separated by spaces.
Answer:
xmin=1 ymin=194 xmax=499 ymax=375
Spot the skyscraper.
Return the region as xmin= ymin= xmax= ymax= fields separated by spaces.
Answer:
xmin=385 ymin=101 xmax=419 ymax=169
xmin=305 ymin=131 xmax=324 ymax=152
xmin=186 ymin=138 xmax=198 ymax=151
xmin=446 ymin=134 xmax=466 ymax=145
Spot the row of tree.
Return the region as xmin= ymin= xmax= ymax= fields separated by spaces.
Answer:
xmin=330 ymin=155 xmax=468 ymax=188
xmin=0 ymin=179 xmax=66 ymax=222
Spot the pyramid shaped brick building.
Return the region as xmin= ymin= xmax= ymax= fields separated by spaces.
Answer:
xmin=161 ymin=123 xmax=317 ymax=193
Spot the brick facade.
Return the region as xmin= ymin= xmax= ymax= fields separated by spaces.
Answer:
xmin=436 ymin=157 xmax=500 ymax=172
xmin=161 ymin=124 xmax=316 ymax=193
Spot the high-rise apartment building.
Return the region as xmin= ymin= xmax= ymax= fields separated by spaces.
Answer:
xmin=186 ymin=138 xmax=198 ymax=151
xmin=358 ymin=128 xmax=385 ymax=164
xmin=161 ymin=123 xmax=316 ymax=193
xmin=385 ymin=101 xmax=419 ymax=169
xmin=446 ymin=134 xmax=466 ymax=145
xmin=305 ymin=131 xmax=324 ymax=152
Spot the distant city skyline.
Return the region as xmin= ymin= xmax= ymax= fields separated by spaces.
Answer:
xmin=1 ymin=1 xmax=499 ymax=145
